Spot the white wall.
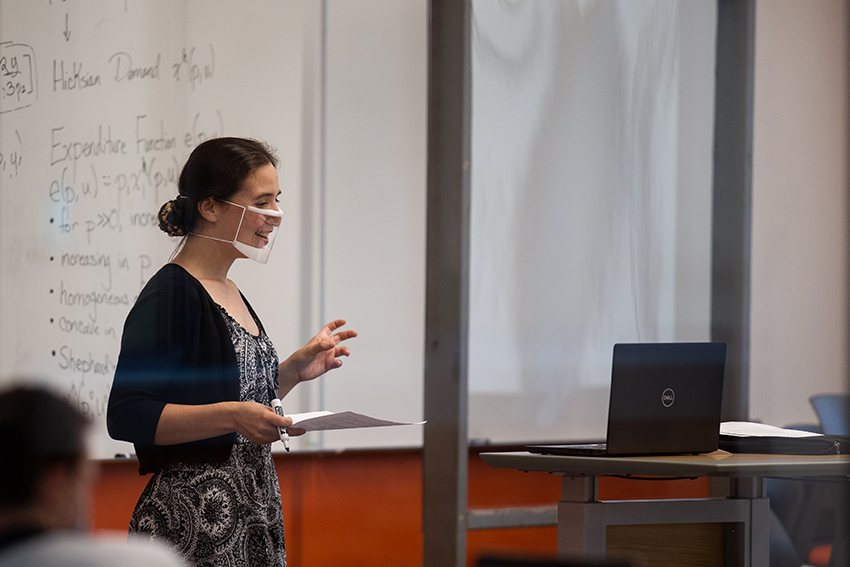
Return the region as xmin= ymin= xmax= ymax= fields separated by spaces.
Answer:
xmin=750 ymin=0 xmax=850 ymax=427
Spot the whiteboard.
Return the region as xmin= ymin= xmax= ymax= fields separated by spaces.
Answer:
xmin=0 ymin=0 xmax=428 ymax=458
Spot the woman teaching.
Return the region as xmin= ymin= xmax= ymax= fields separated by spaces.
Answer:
xmin=107 ymin=137 xmax=356 ymax=566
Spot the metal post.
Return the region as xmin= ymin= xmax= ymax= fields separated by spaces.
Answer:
xmin=423 ymin=1 xmax=472 ymax=566
xmin=712 ymin=0 xmax=756 ymax=421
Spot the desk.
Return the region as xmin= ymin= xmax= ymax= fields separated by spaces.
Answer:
xmin=480 ymin=451 xmax=850 ymax=567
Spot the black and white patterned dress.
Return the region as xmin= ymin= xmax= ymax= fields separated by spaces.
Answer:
xmin=129 ymin=306 xmax=286 ymax=567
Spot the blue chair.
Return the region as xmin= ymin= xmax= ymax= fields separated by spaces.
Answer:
xmin=810 ymin=393 xmax=850 ymax=435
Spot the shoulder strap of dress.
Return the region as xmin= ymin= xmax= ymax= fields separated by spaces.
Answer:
xmin=239 ymin=291 xmax=266 ymax=335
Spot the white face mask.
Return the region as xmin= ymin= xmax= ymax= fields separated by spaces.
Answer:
xmin=192 ymin=200 xmax=283 ymax=263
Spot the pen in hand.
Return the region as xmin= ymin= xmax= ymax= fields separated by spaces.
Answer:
xmin=271 ymin=398 xmax=290 ymax=452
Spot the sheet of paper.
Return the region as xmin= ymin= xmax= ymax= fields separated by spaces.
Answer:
xmin=287 ymin=410 xmax=426 ymax=432
xmin=720 ymin=421 xmax=822 ymax=438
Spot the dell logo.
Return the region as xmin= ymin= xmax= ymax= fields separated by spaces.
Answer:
xmin=661 ymin=388 xmax=675 ymax=408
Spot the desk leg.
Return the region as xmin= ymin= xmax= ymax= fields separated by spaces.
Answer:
xmin=557 ymin=477 xmax=606 ymax=558
xmin=729 ymin=477 xmax=769 ymax=567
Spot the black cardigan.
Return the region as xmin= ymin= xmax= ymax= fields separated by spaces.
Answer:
xmin=107 ymin=263 xmax=264 ymax=474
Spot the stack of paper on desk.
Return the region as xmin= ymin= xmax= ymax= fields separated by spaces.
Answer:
xmin=719 ymin=421 xmax=846 ymax=455
xmin=720 ymin=421 xmax=823 ymax=438
xmin=288 ymin=410 xmax=425 ymax=432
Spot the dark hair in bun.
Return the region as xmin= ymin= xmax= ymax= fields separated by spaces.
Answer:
xmin=157 ymin=196 xmax=190 ymax=236
xmin=157 ymin=137 xmax=278 ymax=237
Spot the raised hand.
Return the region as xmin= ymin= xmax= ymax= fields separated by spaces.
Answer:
xmin=279 ymin=319 xmax=357 ymax=394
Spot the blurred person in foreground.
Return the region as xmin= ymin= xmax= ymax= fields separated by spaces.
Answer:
xmin=0 ymin=384 xmax=187 ymax=567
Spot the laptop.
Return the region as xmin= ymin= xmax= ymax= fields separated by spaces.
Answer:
xmin=527 ymin=342 xmax=726 ymax=457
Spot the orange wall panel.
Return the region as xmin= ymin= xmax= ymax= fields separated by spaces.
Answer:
xmin=278 ymin=451 xmax=424 ymax=567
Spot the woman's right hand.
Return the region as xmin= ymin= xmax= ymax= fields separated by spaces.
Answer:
xmin=231 ymin=401 xmax=293 ymax=445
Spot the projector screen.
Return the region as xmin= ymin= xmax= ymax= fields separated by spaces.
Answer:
xmin=468 ymin=0 xmax=718 ymax=444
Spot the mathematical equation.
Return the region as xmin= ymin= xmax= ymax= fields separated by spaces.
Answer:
xmin=1 ymin=39 xmax=217 ymax=115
